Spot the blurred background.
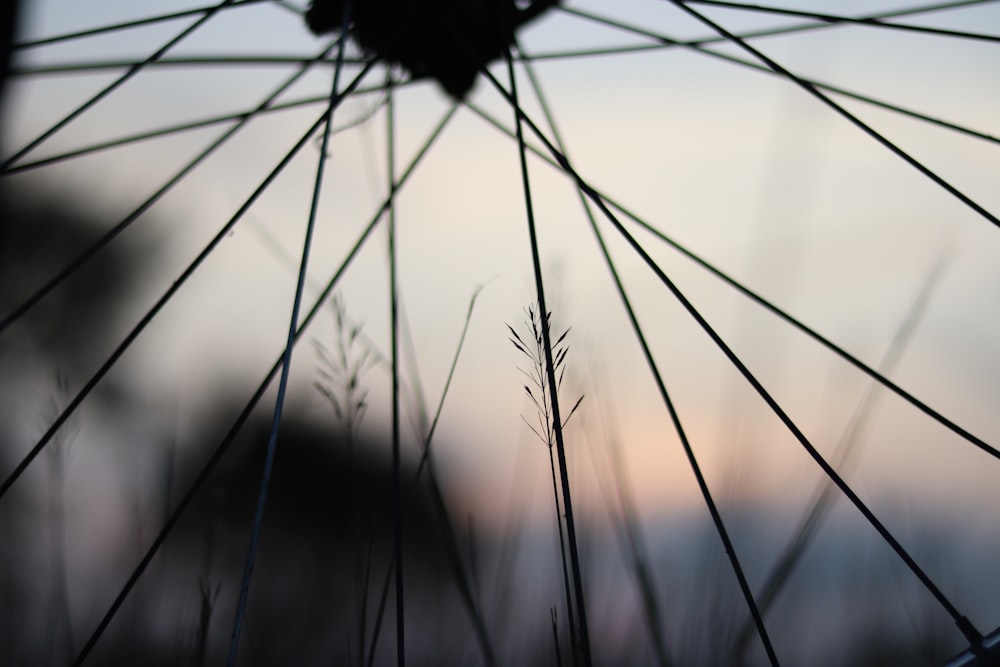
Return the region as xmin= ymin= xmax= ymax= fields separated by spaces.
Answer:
xmin=1 ymin=0 xmax=999 ymax=664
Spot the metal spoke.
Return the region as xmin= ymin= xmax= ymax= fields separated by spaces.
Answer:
xmin=70 ymin=100 xmax=459 ymax=667
xmin=3 ymin=0 xmax=238 ymax=168
xmin=680 ymin=0 xmax=1000 ymax=43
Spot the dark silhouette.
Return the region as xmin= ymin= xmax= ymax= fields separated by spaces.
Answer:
xmin=154 ymin=413 xmax=463 ymax=667
xmin=305 ymin=0 xmax=561 ymax=98
xmin=0 ymin=0 xmax=21 ymax=110
xmin=0 ymin=186 xmax=150 ymax=374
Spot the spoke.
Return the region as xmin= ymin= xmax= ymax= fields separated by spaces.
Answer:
xmin=0 ymin=41 xmax=348 ymax=337
xmin=269 ymin=0 xmax=306 ymax=16
xmin=703 ymin=51 xmax=1000 ymax=146
xmin=583 ymin=113 xmax=784 ymax=667
xmin=728 ymin=249 xmax=953 ymax=661
xmin=517 ymin=40 xmax=779 ymax=667
xmin=70 ymin=102 xmax=459 ymax=667
xmin=624 ymin=217 xmax=1000 ymax=463
xmin=1 ymin=110 xmax=325 ymax=506
xmin=5 ymin=95 xmax=330 ymax=173
xmin=519 ymin=43 xmax=669 ymax=61
xmin=0 ymin=60 xmax=374 ymax=507
xmin=557 ymin=8 xmax=1000 ymax=147
xmin=681 ymin=0 xmax=1000 ymax=43
xmin=386 ymin=70 xmax=407 ymax=667
xmin=6 ymin=1 xmax=995 ymax=663
xmin=226 ymin=20 xmax=349 ymax=664
xmin=364 ymin=279 xmax=500 ymax=667
xmin=6 ymin=78 xmax=400 ymax=174
xmin=504 ymin=43 xmax=593 ymax=667
xmin=464 ymin=99 xmax=1000 ymax=464
xmin=13 ymin=0 xmax=266 ymax=49
xmin=3 ymin=0 xmax=239 ymax=169
xmin=669 ymin=1 xmax=1000 ymax=229
xmin=560 ymin=0 xmax=1000 ymax=50
xmin=479 ymin=67 xmax=987 ymax=648
xmin=12 ymin=55 xmax=364 ymax=75
xmin=599 ymin=171 xmax=987 ymax=654
xmin=517 ymin=45 xmax=724 ymax=667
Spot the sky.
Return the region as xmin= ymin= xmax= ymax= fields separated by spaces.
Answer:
xmin=4 ymin=1 xmax=1000 ymax=662
xmin=4 ymin=0 xmax=1000 ymax=554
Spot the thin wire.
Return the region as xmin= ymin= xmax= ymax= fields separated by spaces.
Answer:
xmin=558 ymin=0 xmax=999 ymax=49
xmin=519 ymin=43 xmax=671 ymax=61
xmin=0 ymin=111 xmax=316 ymax=505
xmin=12 ymin=54 xmax=365 ymax=75
xmin=0 ymin=40 xmax=345 ymax=337
xmin=478 ymin=63 xmax=985 ymax=649
xmin=667 ymin=0 xmax=1000 ymax=229
xmin=7 ymin=81 xmax=400 ymax=174
xmin=2 ymin=0 xmax=237 ymax=169
xmin=681 ymin=0 xmax=1000 ymax=43
xmin=4 ymin=95 xmax=330 ymax=174
xmin=516 ymin=39 xmax=777 ymax=667
xmin=557 ymin=8 xmax=1000 ymax=146
xmin=503 ymin=42 xmax=593 ymax=667
xmin=0 ymin=60 xmax=375 ymax=508
xmin=518 ymin=48 xmax=675 ymax=667
xmin=269 ymin=0 xmax=306 ymax=17
xmin=598 ymin=154 xmax=989 ymax=653
xmin=69 ymin=103 xmax=458 ymax=667
xmin=226 ymin=4 xmax=352 ymax=662
xmin=385 ymin=69 xmax=407 ymax=667
xmin=62 ymin=120 xmax=327 ymax=666
xmin=13 ymin=0 xmax=266 ymax=49
xmin=462 ymin=100 xmax=1000 ymax=463
xmin=358 ymin=280 xmax=499 ymax=667
xmin=728 ymin=248 xmax=954 ymax=660
xmin=585 ymin=127 xmax=784 ymax=667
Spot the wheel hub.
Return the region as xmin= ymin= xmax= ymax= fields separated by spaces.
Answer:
xmin=305 ymin=0 xmax=561 ymax=98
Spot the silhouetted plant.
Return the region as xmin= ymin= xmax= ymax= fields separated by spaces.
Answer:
xmin=509 ymin=304 xmax=584 ymax=665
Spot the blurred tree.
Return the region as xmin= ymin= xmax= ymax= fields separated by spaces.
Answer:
xmin=0 ymin=0 xmax=21 ymax=112
xmin=0 ymin=185 xmax=150 ymax=375
xmin=91 ymin=411 xmax=464 ymax=667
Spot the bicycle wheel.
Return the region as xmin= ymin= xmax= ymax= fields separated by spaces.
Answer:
xmin=2 ymin=1 xmax=999 ymax=666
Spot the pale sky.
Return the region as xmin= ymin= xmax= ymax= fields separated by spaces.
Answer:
xmin=5 ymin=0 xmax=1000 ymax=537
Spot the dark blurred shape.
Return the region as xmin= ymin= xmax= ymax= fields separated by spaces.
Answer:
xmin=944 ymin=626 xmax=1000 ymax=667
xmin=174 ymin=413 xmax=448 ymax=568
xmin=135 ymin=411 xmax=464 ymax=666
xmin=305 ymin=0 xmax=560 ymax=98
xmin=0 ymin=184 xmax=155 ymax=666
xmin=0 ymin=185 xmax=149 ymax=374
xmin=0 ymin=0 xmax=21 ymax=111
xmin=0 ymin=431 xmax=32 ymax=665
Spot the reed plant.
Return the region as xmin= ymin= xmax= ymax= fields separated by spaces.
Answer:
xmin=509 ymin=304 xmax=585 ymax=665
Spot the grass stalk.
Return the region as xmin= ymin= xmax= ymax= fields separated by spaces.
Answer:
xmin=579 ymin=373 xmax=674 ymax=667
xmin=510 ymin=306 xmax=584 ymax=666
xmin=358 ymin=284 xmax=497 ymax=667
xmin=516 ymin=46 xmax=674 ymax=667
xmin=551 ymin=607 xmax=565 ymax=667
xmin=44 ymin=372 xmax=77 ymax=665
xmin=191 ymin=577 xmax=220 ymax=667
xmin=549 ymin=448 xmax=579 ymax=666
xmin=314 ymin=293 xmax=378 ymax=667
xmin=504 ymin=44 xmax=592 ymax=667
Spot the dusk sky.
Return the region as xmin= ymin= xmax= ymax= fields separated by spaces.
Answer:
xmin=4 ymin=1 xmax=1000 ymax=664
xmin=5 ymin=0 xmax=999 ymax=543
xmin=8 ymin=2 xmax=1000 ymax=512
